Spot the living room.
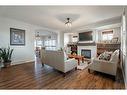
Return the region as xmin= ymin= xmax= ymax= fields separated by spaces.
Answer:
xmin=0 ymin=6 xmax=127 ymax=89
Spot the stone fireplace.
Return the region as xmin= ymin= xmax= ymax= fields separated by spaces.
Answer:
xmin=81 ymin=49 xmax=91 ymax=59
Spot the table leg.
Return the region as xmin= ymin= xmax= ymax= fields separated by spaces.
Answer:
xmin=82 ymin=57 xmax=84 ymax=63
xmin=88 ymin=69 xmax=90 ymax=73
xmin=78 ymin=59 xmax=80 ymax=65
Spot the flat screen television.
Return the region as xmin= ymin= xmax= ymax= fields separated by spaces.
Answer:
xmin=79 ymin=31 xmax=93 ymax=41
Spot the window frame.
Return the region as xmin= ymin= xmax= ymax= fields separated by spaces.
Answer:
xmin=44 ymin=39 xmax=57 ymax=50
xmin=102 ymin=30 xmax=113 ymax=41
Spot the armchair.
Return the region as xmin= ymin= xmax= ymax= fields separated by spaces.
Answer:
xmin=40 ymin=49 xmax=78 ymax=74
xmin=88 ymin=50 xmax=119 ymax=76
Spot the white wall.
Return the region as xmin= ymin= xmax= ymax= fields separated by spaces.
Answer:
xmin=58 ymin=31 xmax=64 ymax=49
xmin=122 ymin=11 xmax=127 ymax=89
xmin=120 ymin=9 xmax=127 ymax=89
xmin=124 ymin=10 xmax=127 ymax=89
xmin=0 ymin=17 xmax=56 ymax=65
xmin=64 ymin=33 xmax=69 ymax=46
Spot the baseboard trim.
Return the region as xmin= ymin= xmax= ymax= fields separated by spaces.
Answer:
xmin=11 ymin=60 xmax=35 ymax=66
xmin=0 ymin=60 xmax=35 ymax=68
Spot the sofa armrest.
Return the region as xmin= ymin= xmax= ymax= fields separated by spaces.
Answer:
xmin=92 ymin=58 xmax=116 ymax=64
xmin=65 ymin=58 xmax=76 ymax=63
xmin=65 ymin=58 xmax=78 ymax=66
xmin=64 ymin=58 xmax=78 ymax=73
xmin=89 ymin=58 xmax=118 ymax=76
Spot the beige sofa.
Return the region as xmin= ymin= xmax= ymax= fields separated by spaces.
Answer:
xmin=88 ymin=50 xmax=119 ymax=76
xmin=40 ymin=49 xmax=78 ymax=73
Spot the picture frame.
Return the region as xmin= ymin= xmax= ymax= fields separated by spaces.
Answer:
xmin=10 ymin=28 xmax=25 ymax=45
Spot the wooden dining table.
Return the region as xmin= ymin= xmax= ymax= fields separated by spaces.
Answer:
xmin=68 ymin=54 xmax=84 ymax=65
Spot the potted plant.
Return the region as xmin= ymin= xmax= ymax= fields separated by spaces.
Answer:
xmin=0 ymin=47 xmax=13 ymax=68
xmin=0 ymin=57 xmax=2 ymax=70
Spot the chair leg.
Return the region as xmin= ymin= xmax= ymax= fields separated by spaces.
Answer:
xmin=75 ymin=67 xmax=77 ymax=70
xmin=63 ymin=73 xmax=66 ymax=77
xmin=114 ymin=76 xmax=117 ymax=81
xmin=88 ymin=69 xmax=91 ymax=73
xmin=42 ymin=63 xmax=44 ymax=67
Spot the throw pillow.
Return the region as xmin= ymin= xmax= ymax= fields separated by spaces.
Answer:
xmin=98 ymin=52 xmax=111 ymax=61
xmin=110 ymin=50 xmax=119 ymax=62
xmin=98 ymin=52 xmax=105 ymax=59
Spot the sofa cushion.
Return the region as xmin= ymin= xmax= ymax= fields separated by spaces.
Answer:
xmin=110 ymin=50 xmax=119 ymax=62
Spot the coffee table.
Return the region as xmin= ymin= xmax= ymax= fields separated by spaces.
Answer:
xmin=68 ymin=54 xmax=84 ymax=65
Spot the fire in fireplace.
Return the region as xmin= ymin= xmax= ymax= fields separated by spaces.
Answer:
xmin=81 ymin=49 xmax=91 ymax=59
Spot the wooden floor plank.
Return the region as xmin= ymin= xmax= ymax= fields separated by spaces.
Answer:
xmin=0 ymin=58 xmax=125 ymax=89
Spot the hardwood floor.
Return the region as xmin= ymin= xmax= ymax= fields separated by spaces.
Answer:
xmin=0 ymin=57 xmax=125 ymax=89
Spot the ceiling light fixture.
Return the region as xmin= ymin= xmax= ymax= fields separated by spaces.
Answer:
xmin=35 ymin=32 xmax=40 ymax=40
xmin=65 ymin=18 xmax=72 ymax=27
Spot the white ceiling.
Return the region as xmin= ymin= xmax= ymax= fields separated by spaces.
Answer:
xmin=0 ymin=6 xmax=124 ymax=31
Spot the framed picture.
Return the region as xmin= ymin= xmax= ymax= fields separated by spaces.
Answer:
xmin=10 ymin=28 xmax=25 ymax=45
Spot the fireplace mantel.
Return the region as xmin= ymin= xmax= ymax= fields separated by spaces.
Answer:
xmin=77 ymin=42 xmax=96 ymax=46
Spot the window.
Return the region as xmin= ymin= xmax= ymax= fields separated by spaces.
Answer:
xmin=35 ymin=40 xmax=43 ymax=48
xmin=102 ymin=30 xmax=113 ymax=41
xmin=37 ymin=40 xmax=43 ymax=46
xmin=44 ymin=39 xmax=56 ymax=50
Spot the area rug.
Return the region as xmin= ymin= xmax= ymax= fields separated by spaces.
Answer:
xmin=77 ymin=61 xmax=88 ymax=70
